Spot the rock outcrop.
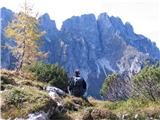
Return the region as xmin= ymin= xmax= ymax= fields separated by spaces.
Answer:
xmin=21 ymin=86 xmax=66 ymax=120
xmin=82 ymin=108 xmax=118 ymax=120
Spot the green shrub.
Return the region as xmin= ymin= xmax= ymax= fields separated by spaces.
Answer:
xmin=2 ymin=88 xmax=27 ymax=108
xmin=26 ymin=61 xmax=68 ymax=91
xmin=103 ymin=98 xmax=160 ymax=119
xmin=133 ymin=64 xmax=160 ymax=101
xmin=1 ymin=76 xmax=16 ymax=85
xmin=100 ymin=73 xmax=118 ymax=97
xmin=1 ymin=76 xmax=16 ymax=90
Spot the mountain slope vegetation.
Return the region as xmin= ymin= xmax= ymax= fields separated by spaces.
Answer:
xmin=1 ymin=66 xmax=160 ymax=120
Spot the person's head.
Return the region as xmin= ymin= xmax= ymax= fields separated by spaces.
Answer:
xmin=75 ymin=69 xmax=80 ymax=77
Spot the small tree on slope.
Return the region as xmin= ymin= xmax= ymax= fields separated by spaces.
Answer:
xmin=133 ymin=64 xmax=160 ymax=101
xmin=5 ymin=1 xmax=46 ymax=71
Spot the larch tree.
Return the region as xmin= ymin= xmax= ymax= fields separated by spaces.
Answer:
xmin=5 ymin=1 xmax=46 ymax=71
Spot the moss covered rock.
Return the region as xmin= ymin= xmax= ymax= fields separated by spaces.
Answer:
xmin=82 ymin=108 xmax=118 ymax=120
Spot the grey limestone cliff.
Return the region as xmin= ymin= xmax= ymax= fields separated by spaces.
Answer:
xmin=1 ymin=7 xmax=160 ymax=98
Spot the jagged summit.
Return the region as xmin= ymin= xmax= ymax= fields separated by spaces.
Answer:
xmin=39 ymin=13 xmax=58 ymax=33
xmin=1 ymin=7 xmax=13 ymax=28
xmin=1 ymin=8 xmax=160 ymax=98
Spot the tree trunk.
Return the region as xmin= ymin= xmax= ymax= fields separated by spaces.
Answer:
xmin=16 ymin=40 xmax=26 ymax=71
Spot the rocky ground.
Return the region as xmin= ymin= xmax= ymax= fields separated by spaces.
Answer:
xmin=1 ymin=70 xmax=160 ymax=120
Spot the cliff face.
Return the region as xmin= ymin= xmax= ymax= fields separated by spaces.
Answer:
xmin=38 ymin=13 xmax=61 ymax=64
xmin=1 ymin=7 xmax=160 ymax=98
xmin=1 ymin=7 xmax=15 ymax=69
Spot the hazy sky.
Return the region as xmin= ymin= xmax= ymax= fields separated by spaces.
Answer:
xmin=1 ymin=0 xmax=160 ymax=48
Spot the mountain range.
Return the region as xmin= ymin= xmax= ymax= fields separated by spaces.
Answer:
xmin=1 ymin=7 xmax=160 ymax=98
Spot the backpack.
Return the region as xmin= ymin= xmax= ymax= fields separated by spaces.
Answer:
xmin=73 ymin=76 xmax=83 ymax=88
xmin=68 ymin=76 xmax=86 ymax=97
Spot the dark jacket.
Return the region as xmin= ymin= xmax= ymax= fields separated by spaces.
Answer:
xmin=68 ymin=76 xmax=87 ymax=97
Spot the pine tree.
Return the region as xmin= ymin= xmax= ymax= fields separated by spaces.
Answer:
xmin=133 ymin=64 xmax=160 ymax=101
xmin=100 ymin=73 xmax=118 ymax=98
xmin=5 ymin=1 xmax=46 ymax=71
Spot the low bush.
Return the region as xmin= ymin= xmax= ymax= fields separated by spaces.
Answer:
xmin=104 ymin=98 xmax=160 ymax=119
xmin=133 ymin=64 xmax=160 ymax=101
xmin=100 ymin=73 xmax=118 ymax=97
xmin=26 ymin=61 xmax=69 ymax=91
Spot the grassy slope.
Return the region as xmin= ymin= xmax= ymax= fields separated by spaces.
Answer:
xmin=63 ymin=96 xmax=160 ymax=120
xmin=1 ymin=69 xmax=160 ymax=120
xmin=0 ymin=69 xmax=53 ymax=119
xmin=88 ymin=97 xmax=160 ymax=119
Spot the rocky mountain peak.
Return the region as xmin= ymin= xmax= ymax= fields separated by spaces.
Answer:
xmin=1 ymin=8 xmax=160 ymax=98
xmin=39 ymin=13 xmax=59 ymax=35
xmin=110 ymin=16 xmax=124 ymax=30
xmin=1 ymin=7 xmax=13 ymax=29
xmin=125 ymin=22 xmax=134 ymax=33
xmin=61 ymin=13 xmax=97 ymax=34
xmin=97 ymin=13 xmax=112 ymax=30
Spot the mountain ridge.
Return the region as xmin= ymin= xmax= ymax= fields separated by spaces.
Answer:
xmin=1 ymin=7 xmax=160 ymax=98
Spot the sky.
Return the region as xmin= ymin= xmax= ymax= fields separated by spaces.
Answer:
xmin=1 ymin=0 xmax=160 ymax=49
